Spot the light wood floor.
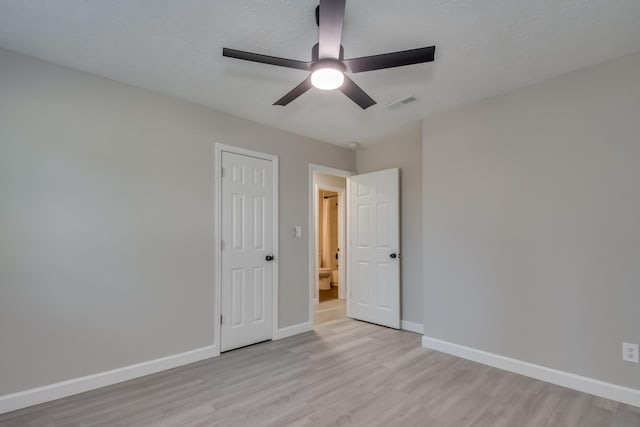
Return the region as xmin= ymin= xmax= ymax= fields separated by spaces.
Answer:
xmin=318 ymin=285 xmax=339 ymax=303
xmin=1 ymin=299 xmax=638 ymax=426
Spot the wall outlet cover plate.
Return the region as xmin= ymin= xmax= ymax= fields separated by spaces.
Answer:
xmin=622 ymin=342 xmax=639 ymax=363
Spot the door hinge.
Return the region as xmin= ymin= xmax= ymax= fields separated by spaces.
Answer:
xmin=220 ymin=314 xmax=223 ymax=325
xmin=221 ymin=167 xmax=224 ymax=178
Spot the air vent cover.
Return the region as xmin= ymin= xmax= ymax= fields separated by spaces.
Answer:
xmin=385 ymin=96 xmax=417 ymax=110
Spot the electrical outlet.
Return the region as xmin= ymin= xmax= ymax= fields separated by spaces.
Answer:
xmin=622 ymin=342 xmax=639 ymax=363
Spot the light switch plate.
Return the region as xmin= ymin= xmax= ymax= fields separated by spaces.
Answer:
xmin=294 ymin=226 xmax=302 ymax=238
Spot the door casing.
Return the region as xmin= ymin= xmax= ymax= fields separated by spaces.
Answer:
xmin=214 ymin=143 xmax=278 ymax=355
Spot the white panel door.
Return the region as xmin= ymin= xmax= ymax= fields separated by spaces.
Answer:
xmin=221 ymin=151 xmax=274 ymax=351
xmin=349 ymin=168 xmax=400 ymax=329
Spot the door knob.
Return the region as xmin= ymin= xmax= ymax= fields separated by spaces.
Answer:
xmin=265 ymin=255 xmax=274 ymax=261
xmin=389 ymin=253 xmax=398 ymax=259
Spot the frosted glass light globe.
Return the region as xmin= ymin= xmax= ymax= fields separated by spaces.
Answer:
xmin=311 ymin=67 xmax=344 ymax=90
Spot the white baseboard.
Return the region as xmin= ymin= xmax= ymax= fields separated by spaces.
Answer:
xmin=277 ymin=322 xmax=312 ymax=340
xmin=421 ymin=336 xmax=640 ymax=408
xmin=0 ymin=345 xmax=217 ymax=415
xmin=401 ymin=320 xmax=424 ymax=334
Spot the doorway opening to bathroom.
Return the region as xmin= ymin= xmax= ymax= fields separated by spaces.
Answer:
xmin=317 ymin=188 xmax=342 ymax=302
xmin=309 ymin=165 xmax=352 ymax=328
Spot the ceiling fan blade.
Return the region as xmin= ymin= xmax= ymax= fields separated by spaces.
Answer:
xmin=339 ymin=75 xmax=376 ymax=109
xmin=344 ymin=46 xmax=435 ymax=73
xmin=223 ymin=48 xmax=311 ymax=71
xmin=273 ymin=77 xmax=313 ymax=106
xmin=318 ymin=0 xmax=346 ymax=59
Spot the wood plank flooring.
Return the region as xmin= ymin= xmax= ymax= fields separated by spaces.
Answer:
xmin=1 ymin=299 xmax=638 ymax=426
xmin=318 ymin=285 xmax=339 ymax=303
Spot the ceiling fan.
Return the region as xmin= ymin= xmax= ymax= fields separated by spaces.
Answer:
xmin=222 ymin=0 xmax=436 ymax=110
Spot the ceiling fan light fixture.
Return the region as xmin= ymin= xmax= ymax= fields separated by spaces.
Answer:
xmin=311 ymin=68 xmax=344 ymax=90
xmin=310 ymin=60 xmax=345 ymax=90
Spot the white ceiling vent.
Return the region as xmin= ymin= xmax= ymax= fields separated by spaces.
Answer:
xmin=384 ymin=96 xmax=417 ymax=110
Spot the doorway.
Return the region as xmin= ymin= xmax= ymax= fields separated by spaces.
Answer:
xmin=309 ymin=165 xmax=351 ymax=328
xmin=316 ymin=187 xmax=345 ymax=303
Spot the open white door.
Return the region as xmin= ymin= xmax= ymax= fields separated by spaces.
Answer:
xmin=348 ymin=168 xmax=400 ymax=329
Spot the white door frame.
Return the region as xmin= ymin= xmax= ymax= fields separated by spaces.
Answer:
xmin=314 ymin=184 xmax=346 ymax=303
xmin=308 ymin=164 xmax=354 ymax=328
xmin=215 ymin=143 xmax=279 ymax=355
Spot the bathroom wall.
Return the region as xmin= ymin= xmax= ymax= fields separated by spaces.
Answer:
xmin=328 ymin=194 xmax=339 ymax=282
xmin=315 ymin=173 xmax=348 ymax=189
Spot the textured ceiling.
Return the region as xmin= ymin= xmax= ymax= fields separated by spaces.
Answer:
xmin=1 ymin=0 xmax=640 ymax=147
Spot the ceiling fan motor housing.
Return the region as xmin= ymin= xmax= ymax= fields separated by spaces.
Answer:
xmin=311 ymin=58 xmax=346 ymax=73
xmin=312 ymin=43 xmax=344 ymax=61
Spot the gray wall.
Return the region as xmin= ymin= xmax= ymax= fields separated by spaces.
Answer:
xmin=356 ymin=127 xmax=423 ymax=326
xmin=0 ymin=48 xmax=355 ymax=395
xmin=422 ymin=52 xmax=640 ymax=389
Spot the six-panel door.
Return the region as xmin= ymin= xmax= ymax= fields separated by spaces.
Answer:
xmin=348 ymin=168 xmax=400 ymax=329
xmin=221 ymin=151 xmax=274 ymax=352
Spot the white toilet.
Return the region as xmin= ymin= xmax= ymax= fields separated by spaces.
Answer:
xmin=318 ymin=255 xmax=333 ymax=290
xmin=318 ymin=267 xmax=333 ymax=290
